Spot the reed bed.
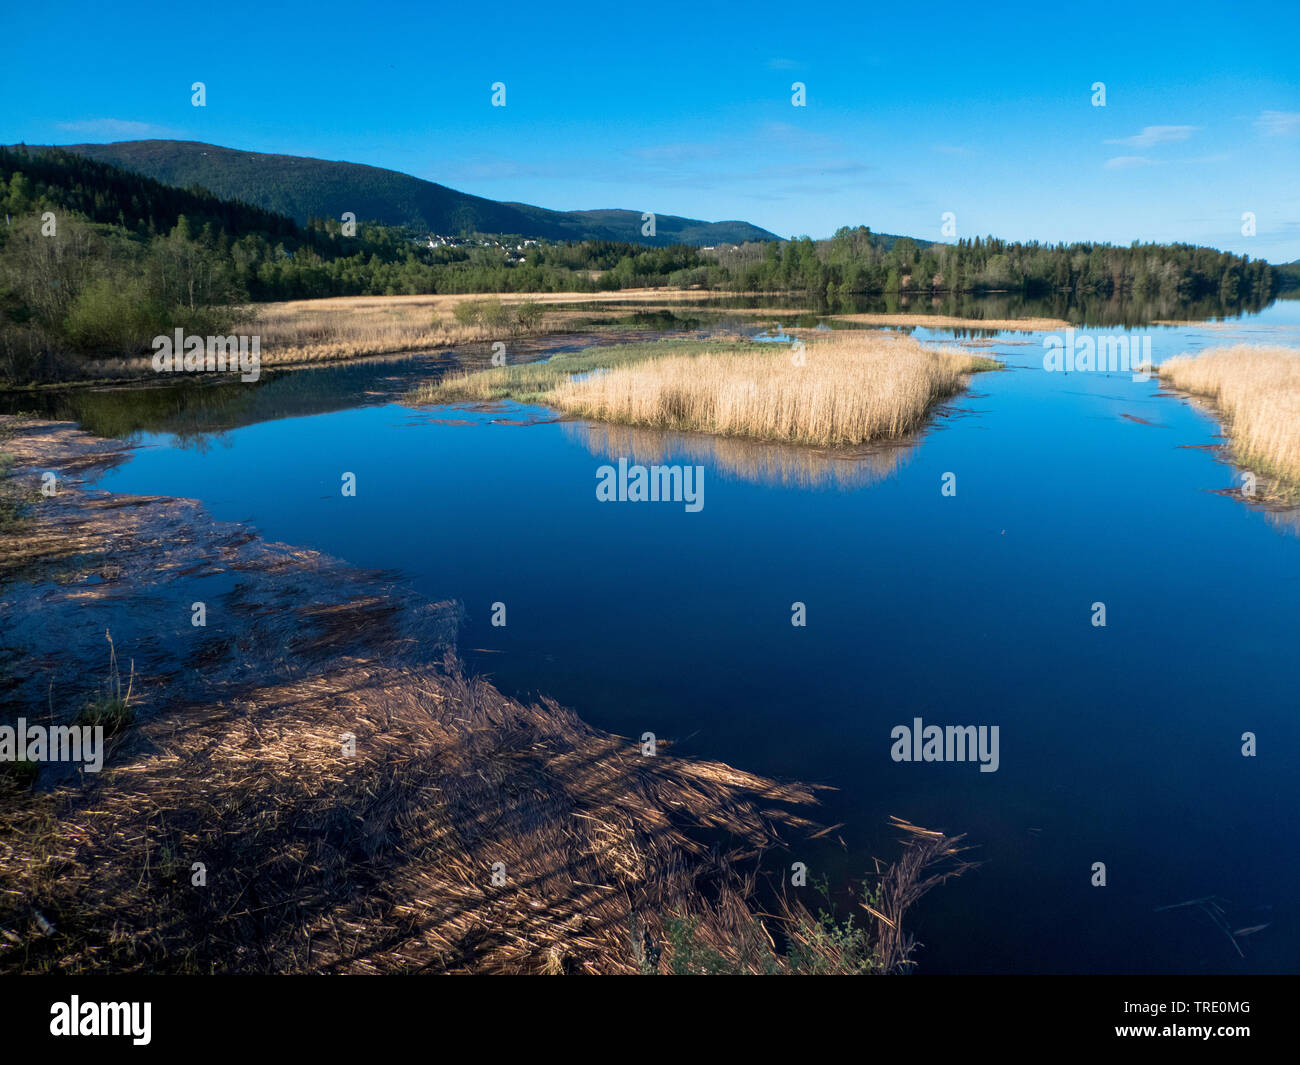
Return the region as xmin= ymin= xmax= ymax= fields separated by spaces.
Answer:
xmin=252 ymin=300 xmax=539 ymax=365
xmin=412 ymin=340 xmax=744 ymax=404
xmin=545 ymin=332 xmax=997 ymax=447
xmin=251 ymin=294 xmax=1057 ymax=369
xmin=249 ymin=290 xmax=726 ymax=367
xmin=0 ymin=657 xmax=826 ymax=975
xmin=1159 ymin=344 xmax=1300 ymax=489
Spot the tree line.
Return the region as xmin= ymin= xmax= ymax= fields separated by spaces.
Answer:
xmin=719 ymin=227 xmax=1275 ymax=305
xmin=0 ymin=147 xmax=1283 ymax=381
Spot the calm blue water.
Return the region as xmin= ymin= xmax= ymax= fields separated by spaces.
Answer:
xmin=86 ymin=304 xmax=1300 ymax=973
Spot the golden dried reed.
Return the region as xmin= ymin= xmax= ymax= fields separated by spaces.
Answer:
xmin=1159 ymin=344 xmax=1300 ymax=487
xmin=546 ymin=332 xmax=996 ymax=446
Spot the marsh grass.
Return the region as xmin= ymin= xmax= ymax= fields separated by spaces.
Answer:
xmin=646 ymin=818 xmax=977 ymax=975
xmin=1159 ymin=344 xmax=1300 ymax=493
xmin=0 ymin=652 xmax=827 ymax=974
xmin=248 ymin=290 xmax=714 ymax=367
xmin=412 ymin=339 xmax=746 ymax=404
xmin=75 ymin=630 xmax=134 ymax=735
xmin=543 ymin=332 xmax=998 ymax=446
xmin=252 ymin=300 xmax=546 ymax=365
xmin=412 ymin=332 xmax=997 ymax=446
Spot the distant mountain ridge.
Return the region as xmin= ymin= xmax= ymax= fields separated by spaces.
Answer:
xmin=32 ymin=140 xmax=781 ymax=247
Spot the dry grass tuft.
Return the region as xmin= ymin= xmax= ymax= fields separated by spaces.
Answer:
xmin=1159 ymin=344 xmax=1300 ymax=490
xmin=545 ymin=331 xmax=996 ymax=447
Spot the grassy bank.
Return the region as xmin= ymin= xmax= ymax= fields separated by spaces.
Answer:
xmin=1159 ymin=344 xmax=1300 ymax=494
xmin=415 ymin=331 xmax=1000 ymax=447
xmin=17 ymin=283 xmax=1222 ymax=389
xmin=0 ymin=289 xmax=718 ymax=386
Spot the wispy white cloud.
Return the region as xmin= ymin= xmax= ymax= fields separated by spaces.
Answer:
xmin=1254 ymin=110 xmax=1300 ymax=136
xmin=1104 ymin=125 xmax=1198 ymax=149
xmin=54 ymin=118 xmax=179 ymax=140
xmin=1105 ymin=151 xmax=1227 ymax=171
xmin=1104 ymin=155 xmax=1157 ymax=170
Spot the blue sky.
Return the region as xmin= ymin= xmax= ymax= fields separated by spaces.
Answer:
xmin=4 ymin=0 xmax=1298 ymax=259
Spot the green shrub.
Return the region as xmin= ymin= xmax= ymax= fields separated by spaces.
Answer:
xmin=514 ymin=300 xmax=543 ymax=331
xmin=476 ymin=297 xmax=506 ymax=327
xmin=62 ymin=276 xmax=161 ymax=354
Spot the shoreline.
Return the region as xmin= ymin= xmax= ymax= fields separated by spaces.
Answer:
xmin=1158 ymin=345 xmax=1300 ymax=502
xmin=5 ymin=291 xmax=1280 ymax=393
xmin=1 ymin=288 xmax=1211 ymax=391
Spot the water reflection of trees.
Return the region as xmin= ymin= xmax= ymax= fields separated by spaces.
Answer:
xmin=0 ymin=355 xmax=438 ymax=445
xmin=564 ymin=420 xmax=918 ymax=491
xmin=694 ymin=291 xmax=1278 ymax=330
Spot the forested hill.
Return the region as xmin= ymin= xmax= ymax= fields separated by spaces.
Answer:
xmin=30 ymin=140 xmax=782 ymax=246
xmin=0 ymin=145 xmax=307 ymax=244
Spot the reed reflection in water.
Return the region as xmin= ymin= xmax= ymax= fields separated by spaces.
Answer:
xmin=564 ymin=419 xmax=918 ymax=491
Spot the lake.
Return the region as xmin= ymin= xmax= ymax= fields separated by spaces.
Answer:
xmin=22 ymin=301 xmax=1300 ymax=973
